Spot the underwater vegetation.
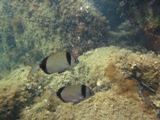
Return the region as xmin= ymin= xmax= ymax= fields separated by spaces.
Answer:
xmin=118 ymin=0 xmax=160 ymax=53
xmin=105 ymin=48 xmax=160 ymax=110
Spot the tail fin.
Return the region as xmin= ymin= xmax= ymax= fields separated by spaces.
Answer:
xmin=49 ymin=88 xmax=57 ymax=103
xmin=27 ymin=63 xmax=39 ymax=79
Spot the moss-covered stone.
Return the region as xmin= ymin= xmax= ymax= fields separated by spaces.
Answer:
xmin=0 ymin=46 xmax=160 ymax=119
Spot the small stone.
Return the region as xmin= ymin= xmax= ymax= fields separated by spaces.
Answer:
xmin=80 ymin=7 xmax=83 ymax=11
xmin=85 ymin=5 xmax=89 ymax=9
xmin=38 ymin=86 xmax=41 ymax=89
xmin=97 ymin=80 xmax=103 ymax=86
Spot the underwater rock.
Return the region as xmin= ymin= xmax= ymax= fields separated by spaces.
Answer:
xmin=0 ymin=46 xmax=160 ymax=119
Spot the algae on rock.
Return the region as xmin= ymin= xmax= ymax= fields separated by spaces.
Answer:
xmin=0 ymin=46 xmax=159 ymax=119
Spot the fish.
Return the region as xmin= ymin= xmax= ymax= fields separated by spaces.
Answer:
xmin=28 ymin=50 xmax=79 ymax=79
xmin=55 ymin=84 xmax=95 ymax=103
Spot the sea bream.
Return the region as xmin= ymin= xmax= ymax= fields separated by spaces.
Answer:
xmin=51 ymin=84 xmax=95 ymax=103
xmin=28 ymin=50 xmax=79 ymax=79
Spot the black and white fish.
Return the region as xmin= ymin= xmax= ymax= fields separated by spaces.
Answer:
xmin=28 ymin=50 xmax=79 ymax=79
xmin=52 ymin=84 xmax=95 ymax=103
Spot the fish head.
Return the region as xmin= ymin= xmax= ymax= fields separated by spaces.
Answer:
xmin=49 ymin=89 xmax=57 ymax=103
xmin=74 ymin=58 xmax=79 ymax=64
xmin=71 ymin=47 xmax=79 ymax=60
xmin=66 ymin=44 xmax=79 ymax=60
xmin=65 ymin=44 xmax=79 ymax=58
xmin=85 ymin=87 xmax=95 ymax=99
xmin=70 ymin=56 xmax=79 ymax=67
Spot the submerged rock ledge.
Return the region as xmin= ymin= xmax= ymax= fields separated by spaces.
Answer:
xmin=0 ymin=46 xmax=159 ymax=120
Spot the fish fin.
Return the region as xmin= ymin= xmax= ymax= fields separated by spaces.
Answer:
xmin=27 ymin=63 xmax=40 ymax=79
xmin=49 ymin=90 xmax=57 ymax=103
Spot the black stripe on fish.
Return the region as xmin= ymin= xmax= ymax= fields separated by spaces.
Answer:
xmin=56 ymin=86 xmax=66 ymax=102
xmin=39 ymin=56 xmax=50 ymax=74
xmin=66 ymin=51 xmax=71 ymax=65
xmin=81 ymin=85 xmax=86 ymax=98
